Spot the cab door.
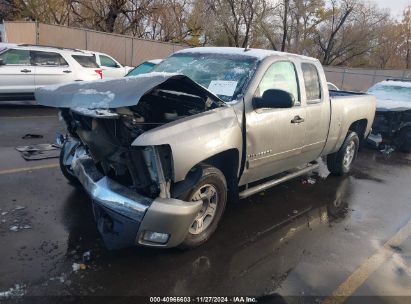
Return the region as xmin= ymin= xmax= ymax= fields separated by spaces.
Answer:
xmin=300 ymin=62 xmax=330 ymax=162
xmin=242 ymin=60 xmax=307 ymax=183
xmin=32 ymin=51 xmax=74 ymax=88
xmin=0 ymin=48 xmax=34 ymax=95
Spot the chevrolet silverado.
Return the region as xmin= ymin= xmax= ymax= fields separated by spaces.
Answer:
xmin=35 ymin=47 xmax=376 ymax=250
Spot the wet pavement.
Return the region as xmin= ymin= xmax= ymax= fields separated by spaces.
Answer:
xmin=1 ymin=106 xmax=411 ymax=302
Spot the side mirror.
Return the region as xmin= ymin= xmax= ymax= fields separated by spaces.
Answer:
xmin=0 ymin=59 xmax=5 ymax=66
xmin=253 ymin=89 xmax=295 ymax=109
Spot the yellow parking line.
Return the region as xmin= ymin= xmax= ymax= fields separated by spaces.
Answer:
xmin=0 ymin=163 xmax=59 ymax=175
xmin=0 ymin=115 xmax=56 ymax=119
xmin=323 ymin=217 xmax=411 ymax=304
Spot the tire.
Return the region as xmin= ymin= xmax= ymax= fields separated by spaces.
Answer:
xmin=327 ymin=132 xmax=359 ymax=176
xmin=59 ymin=142 xmax=80 ymax=185
xmin=394 ymin=126 xmax=411 ymax=153
xmin=179 ymin=165 xmax=227 ymax=249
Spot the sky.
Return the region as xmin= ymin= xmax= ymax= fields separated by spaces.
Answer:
xmin=369 ymin=0 xmax=411 ymax=19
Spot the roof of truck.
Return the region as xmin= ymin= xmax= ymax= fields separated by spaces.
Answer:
xmin=176 ymin=47 xmax=318 ymax=62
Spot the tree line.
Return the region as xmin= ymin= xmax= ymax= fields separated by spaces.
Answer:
xmin=1 ymin=0 xmax=410 ymax=69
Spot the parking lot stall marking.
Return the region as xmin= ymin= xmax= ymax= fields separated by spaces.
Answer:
xmin=0 ymin=163 xmax=59 ymax=175
xmin=322 ymin=217 xmax=411 ymax=304
xmin=0 ymin=115 xmax=57 ymax=119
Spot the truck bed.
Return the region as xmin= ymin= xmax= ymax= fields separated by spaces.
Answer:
xmin=329 ymin=90 xmax=367 ymax=98
xmin=322 ymin=91 xmax=376 ymax=155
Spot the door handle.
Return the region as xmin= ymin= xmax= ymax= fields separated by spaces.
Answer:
xmin=291 ymin=115 xmax=305 ymax=124
xmin=63 ymin=70 xmax=72 ymax=73
xmin=20 ymin=69 xmax=31 ymax=73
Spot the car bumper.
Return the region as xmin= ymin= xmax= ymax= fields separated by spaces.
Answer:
xmin=70 ymin=147 xmax=202 ymax=250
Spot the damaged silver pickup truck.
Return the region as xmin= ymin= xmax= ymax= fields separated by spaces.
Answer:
xmin=35 ymin=47 xmax=376 ymax=250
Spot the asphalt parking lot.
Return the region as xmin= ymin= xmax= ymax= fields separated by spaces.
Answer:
xmin=1 ymin=106 xmax=411 ymax=303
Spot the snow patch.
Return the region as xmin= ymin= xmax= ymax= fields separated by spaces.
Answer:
xmin=176 ymin=46 xmax=317 ymax=61
xmin=9 ymin=224 xmax=31 ymax=232
xmin=0 ymin=284 xmax=26 ymax=298
xmin=72 ymin=107 xmax=118 ymax=117
xmin=368 ymin=81 xmax=411 ymax=110
xmin=74 ymin=89 xmax=115 ymax=108
xmin=375 ymin=99 xmax=411 ymax=110
xmin=374 ymin=80 xmax=411 ymax=88
xmin=39 ymin=71 xmax=176 ymax=93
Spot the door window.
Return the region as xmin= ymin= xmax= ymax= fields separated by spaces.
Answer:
xmin=72 ymin=55 xmax=99 ymax=68
xmin=100 ymin=55 xmax=119 ymax=68
xmin=0 ymin=49 xmax=30 ymax=65
xmin=256 ymin=61 xmax=300 ymax=105
xmin=301 ymin=63 xmax=321 ymax=103
xmin=31 ymin=51 xmax=68 ymax=66
xmin=127 ymin=62 xmax=156 ymax=76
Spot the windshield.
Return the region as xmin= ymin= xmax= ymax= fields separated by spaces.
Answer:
xmin=153 ymin=53 xmax=258 ymax=102
xmin=368 ymin=82 xmax=411 ymax=109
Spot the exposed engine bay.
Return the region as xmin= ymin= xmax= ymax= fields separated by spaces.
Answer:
xmin=61 ymin=87 xmax=222 ymax=199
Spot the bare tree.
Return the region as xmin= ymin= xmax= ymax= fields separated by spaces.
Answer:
xmin=255 ymin=0 xmax=280 ymax=50
xmin=0 ymin=0 xmax=19 ymax=21
xmin=400 ymin=6 xmax=411 ymax=69
xmin=316 ymin=0 xmax=355 ymax=65
xmin=6 ymin=0 xmax=407 ymax=68
xmin=205 ymin=0 xmax=263 ymax=47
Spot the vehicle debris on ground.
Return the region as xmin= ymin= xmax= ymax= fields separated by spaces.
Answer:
xmin=16 ymin=143 xmax=60 ymax=160
xmin=301 ymin=177 xmax=316 ymax=185
xmin=380 ymin=145 xmax=396 ymax=157
xmin=22 ymin=134 xmax=43 ymax=139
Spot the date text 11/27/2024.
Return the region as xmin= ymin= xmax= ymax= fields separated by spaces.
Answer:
xmin=149 ymin=297 xmax=258 ymax=303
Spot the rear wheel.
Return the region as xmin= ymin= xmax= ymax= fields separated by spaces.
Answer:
xmin=179 ymin=165 xmax=227 ymax=249
xmin=394 ymin=126 xmax=411 ymax=153
xmin=327 ymin=132 xmax=359 ymax=176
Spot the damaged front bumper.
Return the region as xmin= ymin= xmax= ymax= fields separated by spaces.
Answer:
xmin=69 ymin=146 xmax=202 ymax=250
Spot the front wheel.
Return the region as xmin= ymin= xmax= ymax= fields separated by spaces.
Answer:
xmin=327 ymin=132 xmax=359 ymax=176
xmin=59 ymin=141 xmax=80 ymax=185
xmin=179 ymin=165 xmax=227 ymax=249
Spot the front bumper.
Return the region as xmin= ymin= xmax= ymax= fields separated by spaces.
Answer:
xmin=70 ymin=147 xmax=202 ymax=249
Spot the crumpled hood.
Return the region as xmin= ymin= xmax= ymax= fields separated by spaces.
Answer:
xmin=34 ymin=72 xmax=224 ymax=109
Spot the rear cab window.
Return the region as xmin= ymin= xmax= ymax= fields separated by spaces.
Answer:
xmin=301 ymin=63 xmax=321 ymax=103
xmin=0 ymin=49 xmax=30 ymax=65
xmin=31 ymin=51 xmax=68 ymax=66
xmin=72 ymin=55 xmax=99 ymax=68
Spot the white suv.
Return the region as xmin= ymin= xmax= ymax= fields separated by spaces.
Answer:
xmin=86 ymin=51 xmax=132 ymax=78
xmin=0 ymin=44 xmax=102 ymax=102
